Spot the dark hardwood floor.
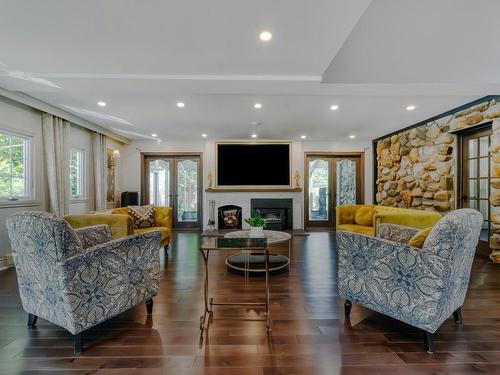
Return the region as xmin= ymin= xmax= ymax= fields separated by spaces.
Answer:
xmin=0 ymin=232 xmax=499 ymax=374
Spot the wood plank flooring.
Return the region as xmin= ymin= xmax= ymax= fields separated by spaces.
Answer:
xmin=0 ymin=232 xmax=499 ymax=374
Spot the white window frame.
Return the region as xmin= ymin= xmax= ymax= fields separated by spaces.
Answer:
xmin=69 ymin=148 xmax=86 ymax=200
xmin=0 ymin=129 xmax=33 ymax=202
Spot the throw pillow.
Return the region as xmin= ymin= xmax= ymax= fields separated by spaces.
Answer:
xmin=128 ymin=205 xmax=155 ymax=229
xmin=408 ymin=227 xmax=433 ymax=249
xmin=354 ymin=206 xmax=375 ymax=226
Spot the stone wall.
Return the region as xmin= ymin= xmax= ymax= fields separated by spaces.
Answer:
xmin=374 ymin=96 xmax=500 ymax=263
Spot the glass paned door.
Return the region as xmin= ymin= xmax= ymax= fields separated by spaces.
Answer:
xmin=305 ymin=154 xmax=362 ymax=229
xmin=143 ymin=154 xmax=202 ymax=229
xmin=461 ymin=127 xmax=492 ymax=241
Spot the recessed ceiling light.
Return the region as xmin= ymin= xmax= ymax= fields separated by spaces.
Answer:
xmin=254 ymin=103 xmax=262 ymax=109
xmin=259 ymin=31 xmax=272 ymax=41
xmin=349 ymin=134 xmax=356 ymax=139
xmin=151 ymin=133 xmax=157 ymax=137
xmin=330 ymin=105 xmax=339 ymax=111
xmin=251 ymin=134 xmax=258 ymax=138
xmin=201 ymin=133 xmax=207 ymax=138
xmin=301 ymin=135 xmax=307 ymax=139
xmin=406 ymin=105 xmax=416 ymax=111
xmin=177 ymin=102 xmax=185 ymax=108
xmin=97 ymin=101 xmax=106 ymax=107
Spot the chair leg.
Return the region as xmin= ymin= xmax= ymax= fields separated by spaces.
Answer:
xmin=27 ymin=313 xmax=38 ymax=328
xmin=423 ymin=331 xmax=434 ymax=354
xmin=344 ymin=300 xmax=352 ymax=318
xmin=74 ymin=333 xmax=83 ymax=354
xmin=164 ymin=244 xmax=169 ymax=252
xmin=146 ymin=298 xmax=153 ymax=315
xmin=453 ymin=307 xmax=463 ymax=324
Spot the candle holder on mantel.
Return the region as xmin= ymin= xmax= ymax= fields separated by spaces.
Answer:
xmin=206 ymin=199 xmax=216 ymax=231
xmin=295 ymin=170 xmax=301 ymax=189
xmin=208 ymin=170 xmax=214 ymax=189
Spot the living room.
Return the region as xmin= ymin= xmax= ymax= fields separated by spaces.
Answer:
xmin=0 ymin=1 xmax=499 ymax=374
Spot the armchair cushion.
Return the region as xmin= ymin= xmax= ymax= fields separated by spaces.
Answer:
xmin=377 ymin=223 xmax=419 ymax=244
xmin=75 ymin=225 xmax=112 ymax=249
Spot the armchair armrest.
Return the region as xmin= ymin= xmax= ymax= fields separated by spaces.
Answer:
xmin=74 ymin=225 xmax=112 ymax=249
xmin=336 ymin=230 xmax=449 ymax=333
xmin=335 ymin=205 xmax=365 ymax=226
xmin=59 ymin=231 xmax=161 ymax=334
xmin=65 ymin=214 xmax=134 ymax=239
xmin=376 ymin=223 xmax=419 ymax=244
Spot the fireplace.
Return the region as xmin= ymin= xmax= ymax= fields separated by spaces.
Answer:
xmin=250 ymin=198 xmax=293 ymax=230
xmin=218 ymin=205 xmax=242 ymax=230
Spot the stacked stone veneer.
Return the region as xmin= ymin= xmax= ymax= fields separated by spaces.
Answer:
xmin=375 ymin=97 xmax=500 ymax=263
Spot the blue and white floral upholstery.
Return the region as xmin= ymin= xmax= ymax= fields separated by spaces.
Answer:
xmin=337 ymin=209 xmax=482 ymax=333
xmin=6 ymin=211 xmax=161 ymax=335
xmin=376 ymin=223 xmax=420 ymax=244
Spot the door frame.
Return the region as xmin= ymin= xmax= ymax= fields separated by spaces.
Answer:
xmin=141 ymin=152 xmax=203 ymax=230
xmin=303 ymin=152 xmax=364 ymax=230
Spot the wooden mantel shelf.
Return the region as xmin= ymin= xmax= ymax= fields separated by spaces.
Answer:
xmin=205 ymin=187 xmax=302 ymax=193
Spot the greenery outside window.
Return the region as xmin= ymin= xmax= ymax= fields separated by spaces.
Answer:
xmin=0 ymin=130 xmax=32 ymax=201
xmin=70 ymin=148 xmax=85 ymax=199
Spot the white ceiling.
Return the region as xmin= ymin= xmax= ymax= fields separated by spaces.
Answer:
xmin=0 ymin=0 xmax=499 ymax=142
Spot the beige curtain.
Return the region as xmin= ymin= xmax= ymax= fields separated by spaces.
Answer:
xmin=92 ymin=132 xmax=107 ymax=211
xmin=42 ymin=113 xmax=70 ymax=216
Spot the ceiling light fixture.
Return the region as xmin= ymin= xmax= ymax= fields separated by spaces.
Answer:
xmin=151 ymin=133 xmax=157 ymax=137
xmin=349 ymin=135 xmax=356 ymax=139
xmin=254 ymin=103 xmax=262 ymax=109
xmin=97 ymin=101 xmax=106 ymax=107
xmin=251 ymin=134 xmax=258 ymax=138
xmin=301 ymin=135 xmax=307 ymax=139
xmin=201 ymin=134 xmax=207 ymax=138
xmin=406 ymin=105 xmax=416 ymax=111
xmin=177 ymin=102 xmax=185 ymax=108
xmin=330 ymin=105 xmax=339 ymax=111
xmin=259 ymin=31 xmax=272 ymax=41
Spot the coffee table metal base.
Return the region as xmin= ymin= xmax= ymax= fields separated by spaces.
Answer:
xmin=226 ymin=253 xmax=289 ymax=272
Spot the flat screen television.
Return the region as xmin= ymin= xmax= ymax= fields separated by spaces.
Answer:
xmin=216 ymin=142 xmax=291 ymax=187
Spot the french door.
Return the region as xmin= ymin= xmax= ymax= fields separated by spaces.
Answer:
xmin=304 ymin=153 xmax=363 ymax=229
xmin=460 ymin=126 xmax=492 ymax=241
xmin=142 ymin=153 xmax=202 ymax=229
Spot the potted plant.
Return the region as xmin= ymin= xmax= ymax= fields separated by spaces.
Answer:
xmin=245 ymin=213 xmax=267 ymax=238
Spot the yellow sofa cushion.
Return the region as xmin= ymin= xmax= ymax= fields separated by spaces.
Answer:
xmin=337 ymin=224 xmax=375 ymax=236
xmin=134 ymin=226 xmax=171 ymax=244
xmin=354 ymin=206 xmax=375 ymax=226
xmin=408 ymin=227 xmax=433 ymax=248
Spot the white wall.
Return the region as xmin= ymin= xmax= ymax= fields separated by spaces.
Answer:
xmin=121 ymin=139 xmax=373 ymax=230
xmin=0 ymin=96 xmax=46 ymax=258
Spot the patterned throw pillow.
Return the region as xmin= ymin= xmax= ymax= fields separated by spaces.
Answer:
xmin=128 ymin=205 xmax=155 ymax=229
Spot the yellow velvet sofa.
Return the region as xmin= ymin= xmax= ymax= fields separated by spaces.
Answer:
xmin=65 ymin=206 xmax=173 ymax=249
xmin=335 ymin=205 xmax=442 ymax=236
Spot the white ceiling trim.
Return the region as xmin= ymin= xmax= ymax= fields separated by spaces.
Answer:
xmin=0 ymin=86 xmax=130 ymax=144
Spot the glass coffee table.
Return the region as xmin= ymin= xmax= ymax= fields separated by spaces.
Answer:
xmin=224 ymin=230 xmax=292 ymax=272
xmin=199 ymin=237 xmax=272 ymax=334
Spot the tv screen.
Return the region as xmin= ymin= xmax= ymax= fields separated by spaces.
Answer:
xmin=217 ymin=143 xmax=291 ymax=186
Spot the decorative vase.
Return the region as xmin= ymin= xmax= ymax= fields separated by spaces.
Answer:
xmin=249 ymin=226 xmax=265 ymax=238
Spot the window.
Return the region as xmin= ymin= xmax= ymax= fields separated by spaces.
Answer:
xmin=0 ymin=130 xmax=32 ymax=200
xmin=70 ymin=149 xmax=85 ymax=199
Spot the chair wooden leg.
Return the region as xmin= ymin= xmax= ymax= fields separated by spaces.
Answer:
xmin=74 ymin=333 xmax=83 ymax=354
xmin=27 ymin=313 xmax=38 ymax=328
xmin=164 ymin=244 xmax=169 ymax=252
xmin=344 ymin=300 xmax=352 ymax=318
xmin=453 ymin=307 xmax=463 ymax=324
xmin=423 ymin=331 xmax=434 ymax=354
xmin=146 ymin=298 xmax=153 ymax=315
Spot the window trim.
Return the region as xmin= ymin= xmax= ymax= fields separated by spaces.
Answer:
xmin=69 ymin=147 xmax=87 ymax=201
xmin=0 ymin=128 xmax=34 ymax=203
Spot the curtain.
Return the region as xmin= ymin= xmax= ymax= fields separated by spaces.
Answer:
xmin=92 ymin=132 xmax=107 ymax=211
xmin=42 ymin=113 xmax=70 ymax=216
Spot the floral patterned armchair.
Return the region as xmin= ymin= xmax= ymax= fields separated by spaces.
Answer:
xmin=6 ymin=211 xmax=161 ymax=354
xmin=337 ymin=209 xmax=482 ymax=353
